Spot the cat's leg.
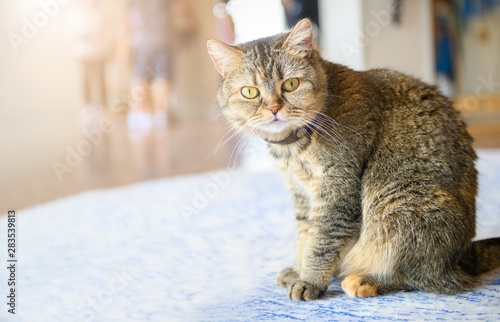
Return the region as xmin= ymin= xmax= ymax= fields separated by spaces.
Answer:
xmin=278 ymin=218 xmax=308 ymax=287
xmin=286 ymin=196 xmax=361 ymax=301
xmin=278 ymin=194 xmax=310 ymax=287
xmin=293 ymin=218 xmax=309 ymax=274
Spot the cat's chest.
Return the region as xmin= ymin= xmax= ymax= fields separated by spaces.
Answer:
xmin=273 ymin=154 xmax=323 ymax=195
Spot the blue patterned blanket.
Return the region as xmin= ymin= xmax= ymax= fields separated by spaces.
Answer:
xmin=1 ymin=150 xmax=499 ymax=321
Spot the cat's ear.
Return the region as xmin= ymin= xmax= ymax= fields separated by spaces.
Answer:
xmin=207 ymin=39 xmax=243 ymax=76
xmin=282 ymin=18 xmax=314 ymax=58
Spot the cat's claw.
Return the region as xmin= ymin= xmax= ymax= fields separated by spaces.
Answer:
xmin=277 ymin=268 xmax=299 ymax=287
xmin=287 ymin=280 xmax=326 ymax=301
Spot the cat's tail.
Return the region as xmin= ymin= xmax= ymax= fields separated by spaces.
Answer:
xmin=460 ymin=237 xmax=500 ymax=275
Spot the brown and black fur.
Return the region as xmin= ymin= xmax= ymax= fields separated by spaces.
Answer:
xmin=207 ymin=19 xmax=500 ymax=301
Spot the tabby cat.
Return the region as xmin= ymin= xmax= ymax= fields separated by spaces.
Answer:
xmin=207 ymin=19 xmax=500 ymax=301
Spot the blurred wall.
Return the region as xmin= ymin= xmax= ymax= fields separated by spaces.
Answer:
xmin=319 ymin=0 xmax=365 ymax=71
xmin=319 ymin=0 xmax=435 ymax=84
xmin=459 ymin=8 xmax=500 ymax=94
xmin=363 ymin=0 xmax=435 ymax=83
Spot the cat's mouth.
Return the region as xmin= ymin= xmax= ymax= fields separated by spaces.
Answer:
xmin=257 ymin=112 xmax=319 ymax=145
xmin=271 ymin=118 xmax=288 ymax=125
xmin=262 ymin=122 xmax=314 ymax=145
xmin=256 ymin=115 xmax=309 ymax=145
xmin=259 ymin=117 xmax=293 ymax=134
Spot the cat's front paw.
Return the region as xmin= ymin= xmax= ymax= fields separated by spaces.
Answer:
xmin=277 ymin=268 xmax=299 ymax=287
xmin=287 ymin=280 xmax=326 ymax=301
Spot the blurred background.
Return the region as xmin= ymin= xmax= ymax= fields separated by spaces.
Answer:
xmin=1 ymin=0 xmax=499 ymax=212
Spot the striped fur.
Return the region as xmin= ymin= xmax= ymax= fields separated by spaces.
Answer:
xmin=207 ymin=19 xmax=500 ymax=301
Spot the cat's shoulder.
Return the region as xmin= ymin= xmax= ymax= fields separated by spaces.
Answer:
xmin=363 ymin=68 xmax=437 ymax=94
xmin=361 ymin=68 xmax=449 ymax=106
xmin=363 ymin=68 xmax=428 ymax=89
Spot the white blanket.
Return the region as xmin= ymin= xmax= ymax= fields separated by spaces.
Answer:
xmin=1 ymin=150 xmax=499 ymax=321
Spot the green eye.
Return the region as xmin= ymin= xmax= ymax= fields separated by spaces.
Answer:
xmin=241 ymin=86 xmax=260 ymax=99
xmin=282 ymin=78 xmax=300 ymax=92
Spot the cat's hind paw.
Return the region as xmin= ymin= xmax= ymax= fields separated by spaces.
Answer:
xmin=277 ymin=268 xmax=299 ymax=287
xmin=341 ymin=274 xmax=378 ymax=298
xmin=287 ymin=280 xmax=326 ymax=301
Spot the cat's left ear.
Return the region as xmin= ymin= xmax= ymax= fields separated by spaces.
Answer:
xmin=282 ymin=18 xmax=314 ymax=58
xmin=207 ymin=39 xmax=243 ymax=76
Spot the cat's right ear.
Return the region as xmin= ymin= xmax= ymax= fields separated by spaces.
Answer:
xmin=282 ymin=18 xmax=314 ymax=58
xmin=207 ymin=39 xmax=243 ymax=76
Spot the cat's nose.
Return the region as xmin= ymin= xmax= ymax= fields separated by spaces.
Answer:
xmin=266 ymin=103 xmax=282 ymax=116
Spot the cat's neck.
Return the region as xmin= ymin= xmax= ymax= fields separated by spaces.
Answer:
xmin=264 ymin=126 xmax=314 ymax=145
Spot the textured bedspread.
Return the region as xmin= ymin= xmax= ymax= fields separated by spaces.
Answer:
xmin=1 ymin=150 xmax=499 ymax=321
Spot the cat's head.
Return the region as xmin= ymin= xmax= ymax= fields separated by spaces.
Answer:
xmin=207 ymin=19 xmax=327 ymax=144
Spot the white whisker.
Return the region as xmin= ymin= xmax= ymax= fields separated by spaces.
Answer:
xmin=229 ymin=130 xmax=252 ymax=168
xmin=202 ymin=111 xmax=225 ymax=126
xmin=299 ymin=113 xmax=359 ymax=166
xmin=188 ymin=122 xmax=251 ymax=173
xmin=315 ymin=110 xmax=367 ymax=143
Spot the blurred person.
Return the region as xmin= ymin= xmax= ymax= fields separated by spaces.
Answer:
xmin=66 ymin=0 xmax=116 ymax=126
xmin=125 ymin=0 xmax=197 ymax=131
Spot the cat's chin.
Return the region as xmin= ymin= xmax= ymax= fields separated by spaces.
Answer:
xmin=257 ymin=120 xmax=301 ymax=143
xmin=258 ymin=119 xmax=293 ymax=134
